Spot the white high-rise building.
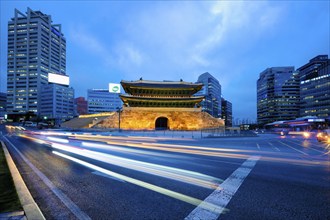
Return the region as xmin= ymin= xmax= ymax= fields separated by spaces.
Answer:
xmin=40 ymin=82 xmax=74 ymax=123
xmin=7 ymin=8 xmax=67 ymax=120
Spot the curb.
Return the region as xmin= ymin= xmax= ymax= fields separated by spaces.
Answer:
xmin=1 ymin=141 xmax=45 ymax=220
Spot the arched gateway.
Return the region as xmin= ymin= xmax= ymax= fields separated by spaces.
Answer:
xmin=155 ymin=117 xmax=168 ymax=130
xmin=91 ymin=79 xmax=224 ymax=130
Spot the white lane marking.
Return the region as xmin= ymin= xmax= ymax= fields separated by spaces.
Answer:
xmin=3 ymin=136 xmax=91 ymax=220
xmin=278 ymin=141 xmax=309 ymax=155
xmin=256 ymin=143 xmax=260 ymax=150
xmin=268 ymin=142 xmax=280 ymax=151
xmin=274 ymin=147 xmax=280 ymax=152
xmin=92 ymin=171 xmax=126 ymax=182
xmin=185 ymin=156 xmax=260 ymax=220
xmin=285 ymin=139 xmax=325 ymax=153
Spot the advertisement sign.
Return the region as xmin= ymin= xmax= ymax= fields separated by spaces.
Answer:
xmin=308 ymin=119 xmax=325 ymax=122
xmin=109 ymin=83 xmax=121 ymax=93
xmin=48 ymin=73 xmax=69 ymax=86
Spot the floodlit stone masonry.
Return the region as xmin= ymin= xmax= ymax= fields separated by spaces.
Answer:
xmin=95 ymin=107 xmax=224 ymax=130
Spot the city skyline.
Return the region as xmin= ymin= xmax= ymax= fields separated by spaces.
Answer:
xmin=1 ymin=1 xmax=329 ymax=121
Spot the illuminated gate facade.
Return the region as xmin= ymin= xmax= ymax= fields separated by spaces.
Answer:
xmin=95 ymin=79 xmax=225 ymax=130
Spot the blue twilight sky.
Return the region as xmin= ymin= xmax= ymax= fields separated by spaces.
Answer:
xmin=0 ymin=1 xmax=329 ymax=122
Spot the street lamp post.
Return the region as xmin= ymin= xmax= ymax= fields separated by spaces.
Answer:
xmin=117 ymin=107 xmax=122 ymax=132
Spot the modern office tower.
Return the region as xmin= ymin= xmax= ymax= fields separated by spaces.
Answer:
xmin=75 ymin=97 xmax=88 ymax=116
xmin=257 ymin=67 xmax=299 ymax=125
xmin=0 ymin=92 xmax=7 ymax=118
xmin=7 ymin=8 xmax=66 ymax=120
xmin=87 ymin=89 xmax=122 ymax=114
xmin=39 ymin=83 xmax=74 ymax=124
xmin=195 ymin=72 xmax=222 ymax=118
xmin=297 ymin=55 xmax=330 ymax=118
xmin=221 ymin=98 xmax=233 ymax=127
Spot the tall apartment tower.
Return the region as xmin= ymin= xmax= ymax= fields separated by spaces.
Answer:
xmin=297 ymin=55 xmax=330 ymax=118
xmin=7 ymin=8 xmax=66 ymax=120
xmin=195 ymin=72 xmax=222 ymax=118
xmin=257 ymin=67 xmax=300 ymax=125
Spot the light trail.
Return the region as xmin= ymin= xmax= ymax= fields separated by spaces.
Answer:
xmin=69 ymin=134 xmax=286 ymax=157
xmin=18 ymin=133 xmax=330 ymax=170
xmin=47 ymin=136 xmax=69 ymax=143
xmin=53 ymin=151 xmax=222 ymax=213
xmin=70 ymin=135 xmax=256 ymax=159
xmin=81 ymin=141 xmax=187 ymax=159
xmin=51 ymin=143 xmax=221 ymax=189
xmin=18 ymin=134 xmax=47 ymax=145
xmin=19 ymin=133 xmax=222 ymax=188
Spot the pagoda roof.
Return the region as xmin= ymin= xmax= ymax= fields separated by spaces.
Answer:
xmin=121 ymin=79 xmax=203 ymax=96
xmin=120 ymin=94 xmax=204 ymax=108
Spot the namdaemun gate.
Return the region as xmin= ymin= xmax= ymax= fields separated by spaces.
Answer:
xmin=91 ymin=79 xmax=224 ymax=130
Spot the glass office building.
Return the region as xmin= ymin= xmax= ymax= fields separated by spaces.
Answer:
xmin=7 ymin=8 xmax=66 ymax=120
xmin=221 ymin=98 xmax=233 ymax=127
xmin=298 ymin=55 xmax=330 ymax=118
xmin=257 ymin=67 xmax=299 ymax=125
xmin=195 ymin=72 xmax=222 ymax=118
xmin=87 ymin=89 xmax=122 ymax=114
xmin=0 ymin=92 xmax=7 ymax=118
xmin=40 ymin=83 xmax=74 ymax=122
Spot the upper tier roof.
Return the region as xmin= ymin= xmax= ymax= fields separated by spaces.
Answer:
xmin=121 ymin=79 xmax=203 ymax=96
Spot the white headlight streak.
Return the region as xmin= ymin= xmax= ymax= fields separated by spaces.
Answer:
xmin=52 ymin=151 xmax=223 ymax=214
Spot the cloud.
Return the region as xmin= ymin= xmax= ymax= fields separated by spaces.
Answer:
xmin=68 ymin=25 xmax=114 ymax=73
xmin=68 ymin=1 xmax=283 ymax=83
xmin=194 ymin=1 xmax=282 ymax=54
xmin=113 ymin=42 xmax=145 ymax=73
xmin=69 ymin=25 xmax=147 ymax=72
xmin=133 ymin=2 xmax=281 ymax=74
xmin=70 ymin=26 xmax=108 ymax=55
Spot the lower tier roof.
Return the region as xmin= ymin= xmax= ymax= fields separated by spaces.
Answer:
xmin=120 ymin=95 xmax=204 ymax=108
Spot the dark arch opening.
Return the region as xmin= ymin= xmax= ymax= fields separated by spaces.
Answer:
xmin=155 ymin=117 xmax=168 ymax=130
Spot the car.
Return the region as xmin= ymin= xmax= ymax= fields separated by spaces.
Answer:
xmin=24 ymin=121 xmax=37 ymax=127
xmin=316 ymin=129 xmax=330 ymax=143
xmin=280 ymin=130 xmax=289 ymax=136
xmin=37 ymin=122 xmax=49 ymax=129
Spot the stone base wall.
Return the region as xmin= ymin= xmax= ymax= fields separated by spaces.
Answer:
xmin=96 ymin=107 xmax=224 ymax=130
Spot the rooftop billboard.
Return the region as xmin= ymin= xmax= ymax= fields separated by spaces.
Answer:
xmin=48 ymin=73 xmax=69 ymax=86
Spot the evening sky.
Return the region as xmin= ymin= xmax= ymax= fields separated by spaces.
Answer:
xmin=1 ymin=1 xmax=329 ymax=122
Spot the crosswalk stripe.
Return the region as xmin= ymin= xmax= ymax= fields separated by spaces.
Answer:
xmin=185 ymin=156 xmax=260 ymax=220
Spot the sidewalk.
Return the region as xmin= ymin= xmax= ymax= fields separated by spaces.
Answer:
xmin=0 ymin=140 xmax=45 ymax=220
xmin=0 ymin=211 xmax=25 ymax=220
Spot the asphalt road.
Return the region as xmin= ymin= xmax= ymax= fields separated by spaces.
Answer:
xmin=1 ymin=125 xmax=329 ymax=220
